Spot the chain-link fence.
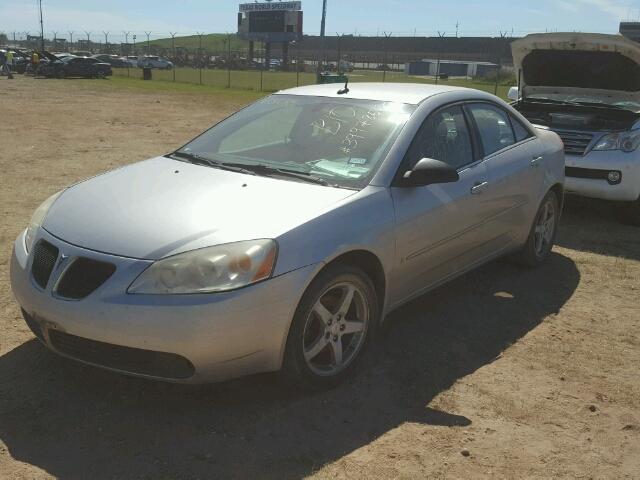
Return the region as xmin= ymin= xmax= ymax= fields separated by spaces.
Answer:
xmin=3 ymin=31 xmax=517 ymax=97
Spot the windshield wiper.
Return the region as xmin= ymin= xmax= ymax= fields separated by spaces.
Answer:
xmin=226 ymin=163 xmax=331 ymax=186
xmin=170 ymin=152 xmax=256 ymax=176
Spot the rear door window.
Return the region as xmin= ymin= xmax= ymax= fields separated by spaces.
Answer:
xmin=510 ymin=115 xmax=533 ymax=142
xmin=467 ymin=103 xmax=516 ymax=157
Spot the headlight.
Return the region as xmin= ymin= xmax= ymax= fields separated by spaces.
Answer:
xmin=25 ymin=190 xmax=64 ymax=253
xmin=592 ymin=130 xmax=640 ymax=153
xmin=128 ymin=239 xmax=278 ymax=294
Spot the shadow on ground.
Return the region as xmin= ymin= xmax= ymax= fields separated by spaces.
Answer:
xmin=0 ymin=252 xmax=579 ymax=479
xmin=557 ymin=196 xmax=640 ymax=261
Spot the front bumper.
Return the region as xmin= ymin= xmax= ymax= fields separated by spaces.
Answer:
xmin=564 ymin=150 xmax=640 ymax=202
xmin=10 ymin=228 xmax=319 ymax=383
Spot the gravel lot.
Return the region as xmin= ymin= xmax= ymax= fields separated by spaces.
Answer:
xmin=1 ymin=76 xmax=639 ymax=479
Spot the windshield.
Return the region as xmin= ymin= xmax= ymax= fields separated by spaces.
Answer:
xmin=176 ymin=94 xmax=415 ymax=189
xmin=525 ymin=92 xmax=640 ymax=112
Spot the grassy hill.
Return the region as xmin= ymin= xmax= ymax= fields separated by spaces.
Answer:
xmin=149 ymin=34 xmax=249 ymax=52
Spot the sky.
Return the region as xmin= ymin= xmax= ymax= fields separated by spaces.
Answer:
xmin=1 ymin=0 xmax=639 ymax=42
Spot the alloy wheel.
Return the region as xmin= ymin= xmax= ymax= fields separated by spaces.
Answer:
xmin=302 ymin=281 xmax=369 ymax=376
xmin=534 ymin=198 xmax=556 ymax=257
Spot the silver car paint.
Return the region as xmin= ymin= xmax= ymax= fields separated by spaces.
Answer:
xmin=11 ymin=83 xmax=565 ymax=383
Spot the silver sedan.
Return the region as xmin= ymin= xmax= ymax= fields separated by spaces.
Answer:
xmin=10 ymin=83 xmax=565 ymax=388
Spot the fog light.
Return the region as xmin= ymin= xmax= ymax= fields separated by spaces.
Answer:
xmin=607 ymin=171 xmax=622 ymax=185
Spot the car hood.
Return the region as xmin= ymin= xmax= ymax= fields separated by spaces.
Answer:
xmin=43 ymin=156 xmax=356 ymax=260
xmin=512 ymin=33 xmax=640 ymax=106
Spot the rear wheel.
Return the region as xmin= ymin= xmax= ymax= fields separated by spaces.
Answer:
xmin=282 ymin=264 xmax=378 ymax=390
xmin=516 ymin=191 xmax=559 ymax=266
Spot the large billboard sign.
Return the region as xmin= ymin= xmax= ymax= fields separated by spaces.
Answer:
xmin=238 ymin=1 xmax=303 ymax=43
xmin=239 ymin=1 xmax=301 ymax=12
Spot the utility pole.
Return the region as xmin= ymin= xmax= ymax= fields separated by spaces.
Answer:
xmin=197 ymin=32 xmax=204 ymax=85
xmin=52 ymin=31 xmax=57 ymax=50
xmin=170 ymin=32 xmax=177 ymax=82
xmin=227 ymin=33 xmax=232 ymax=88
xmin=145 ymin=31 xmax=151 ymax=54
xmin=382 ymin=31 xmax=391 ymax=82
xmin=436 ymin=31 xmax=445 ymax=85
xmin=103 ymin=31 xmax=109 ymax=52
xmin=85 ymin=31 xmax=91 ymax=52
xmin=318 ymin=0 xmax=327 ymax=75
xmin=68 ymin=31 xmax=73 ymax=52
xmin=38 ymin=0 xmax=45 ymax=51
xmin=495 ymin=30 xmax=508 ymax=95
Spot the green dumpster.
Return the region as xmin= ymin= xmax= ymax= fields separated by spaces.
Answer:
xmin=317 ymin=72 xmax=348 ymax=84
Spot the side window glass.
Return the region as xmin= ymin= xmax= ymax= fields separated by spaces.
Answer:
xmin=406 ymin=106 xmax=473 ymax=170
xmin=511 ymin=114 xmax=533 ymax=142
xmin=468 ymin=104 xmax=516 ymax=156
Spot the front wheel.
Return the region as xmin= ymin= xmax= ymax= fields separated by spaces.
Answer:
xmin=515 ymin=191 xmax=560 ymax=267
xmin=282 ymin=264 xmax=379 ymax=390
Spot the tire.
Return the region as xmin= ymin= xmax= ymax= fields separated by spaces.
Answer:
xmin=515 ymin=191 xmax=560 ymax=267
xmin=614 ymin=198 xmax=640 ymax=226
xmin=281 ymin=264 xmax=379 ymax=390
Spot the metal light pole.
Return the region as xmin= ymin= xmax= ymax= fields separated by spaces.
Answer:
xmin=145 ymin=31 xmax=151 ymax=54
xmin=68 ymin=31 xmax=73 ymax=52
xmin=170 ymin=32 xmax=177 ymax=82
xmin=318 ymin=0 xmax=327 ymax=75
xmin=85 ymin=31 xmax=91 ymax=52
xmin=38 ymin=0 xmax=45 ymax=51
xmin=197 ymin=32 xmax=204 ymax=85
xmin=103 ymin=31 xmax=109 ymax=53
xmin=227 ymin=33 xmax=232 ymax=89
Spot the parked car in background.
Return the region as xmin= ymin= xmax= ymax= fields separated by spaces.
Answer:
xmin=124 ymin=56 xmax=139 ymax=67
xmin=91 ymin=54 xmax=129 ymax=68
xmin=11 ymin=83 xmax=564 ymax=388
xmin=137 ymin=55 xmax=173 ymax=69
xmin=40 ymin=56 xmax=112 ymax=78
xmin=510 ymin=33 xmax=640 ymax=224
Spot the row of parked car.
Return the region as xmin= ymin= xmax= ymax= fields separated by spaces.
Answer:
xmin=88 ymin=54 xmax=174 ymax=69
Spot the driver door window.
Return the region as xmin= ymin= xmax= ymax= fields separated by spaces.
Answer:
xmin=405 ymin=105 xmax=474 ymax=170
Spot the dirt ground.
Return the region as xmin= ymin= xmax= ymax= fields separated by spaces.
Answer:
xmin=1 ymin=76 xmax=639 ymax=480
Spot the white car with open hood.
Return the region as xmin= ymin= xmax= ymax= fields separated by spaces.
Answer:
xmin=509 ymin=33 xmax=640 ymax=224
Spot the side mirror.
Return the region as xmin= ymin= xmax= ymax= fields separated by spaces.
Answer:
xmin=507 ymin=86 xmax=519 ymax=102
xmin=402 ymin=158 xmax=459 ymax=187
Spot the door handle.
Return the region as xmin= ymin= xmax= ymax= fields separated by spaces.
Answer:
xmin=471 ymin=181 xmax=489 ymax=195
xmin=531 ymin=156 xmax=543 ymax=167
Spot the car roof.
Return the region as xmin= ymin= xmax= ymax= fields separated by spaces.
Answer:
xmin=276 ymin=82 xmax=474 ymax=105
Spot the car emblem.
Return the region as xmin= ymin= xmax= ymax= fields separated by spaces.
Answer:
xmin=57 ymin=253 xmax=69 ymax=268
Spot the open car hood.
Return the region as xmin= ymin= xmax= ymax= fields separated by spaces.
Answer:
xmin=511 ymin=33 xmax=640 ymax=106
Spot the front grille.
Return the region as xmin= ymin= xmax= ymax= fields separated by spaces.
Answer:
xmin=31 ymin=240 xmax=59 ymax=289
xmin=48 ymin=330 xmax=195 ymax=379
xmin=554 ymin=130 xmax=594 ymax=156
xmin=55 ymin=257 xmax=116 ymax=299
